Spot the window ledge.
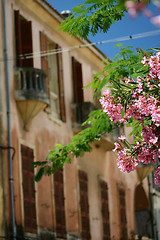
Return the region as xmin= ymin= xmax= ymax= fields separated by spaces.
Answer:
xmin=24 ymin=232 xmax=37 ymax=239
xmin=48 ymin=113 xmax=63 ymax=126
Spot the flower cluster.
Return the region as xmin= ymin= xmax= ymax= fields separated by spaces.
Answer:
xmin=100 ymin=90 xmax=125 ymax=124
xmin=155 ymin=167 xmax=160 ymax=186
xmin=125 ymin=0 xmax=160 ymax=27
xmin=113 ymin=136 xmax=140 ymax=173
xmin=100 ymin=51 xmax=160 ymax=186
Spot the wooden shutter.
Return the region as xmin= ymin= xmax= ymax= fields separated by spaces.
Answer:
xmin=15 ymin=10 xmax=22 ymax=66
xmin=20 ymin=20 xmax=33 ymax=67
xmin=78 ymin=170 xmax=90 ymax=240
xmin=57 ymin=45 xmax=66 ymax=122
xmin=72 ymin=57 xmax=84 ymax=103
xmin=54 ymin=169 xmax=66 ymax=238
xmin=119 ymin=189 xmax=127 ymax=240
xmin=40 ymin=32 xmax=50 ymax=97
xmin=100 ymin=180 xmax=110 ymax=240
xmin=21 ymin=145 xmax=37 ymax=233
xmin=14 ymin=11 xmax=33 ymax=67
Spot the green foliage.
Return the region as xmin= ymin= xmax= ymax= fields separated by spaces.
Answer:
xmin=59 ymin=0 xmax=125 ymax=38
xmin=86 ymin=45 xmax=150 ymax=99
xmin=34 ymin=110 xmax=114 ymax=181
xmin=34 ymin=0 xmax=155 ymax=181
xmin=34 ymin=45 xmax=153 ymax=181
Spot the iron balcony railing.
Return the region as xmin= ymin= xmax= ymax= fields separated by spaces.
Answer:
xmin=14 ymin=67 xmax=49 ymax=104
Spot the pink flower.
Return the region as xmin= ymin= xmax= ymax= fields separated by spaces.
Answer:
xmin=151 ymin=15 xmax=160 ymax=27
xmin=118 ymin=135 xmax=126 ymax=141
xmin=149 ymin=136 xmax=158 ymax=144
xmin=113 ymin=142 xmax=121 ymax=152
xmin=137 ymin=146 xmax=156 ymax=164
xmin=125 ymin=1 xmax=152 ymax=18
xmin=117 ymin=149 xmax=139 ymax=173
xmin=100 ymin=91 xmax=125 ymax=124
xmin=142 ymin=56 xmax=148 ymax=65
xmin=125 ymin=77 xmax=134 ymax=84
xmin=125 ymin=1 xmax=138 ymax=18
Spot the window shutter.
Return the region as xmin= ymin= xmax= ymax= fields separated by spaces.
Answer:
xmin=72 ymin=57 xmax=84 ymax=103
xmin=100 ymin=180 xmax=111 ymax=240
xmin=14 ymin=10 xmax=22 ymax=66
xmin=78 ymin=170 xmax=90 ymax=240
xmin=14 ymin=11 xmax=33 ymax=67
xmin=21 ymin=145 xmax=37 ymax=233
xmin=20 ymin=20 xmax=33 ymax=67
xmin=40 ymin=31 xmax=50 ymax=97
xmin=57 ymin=44 xmax=66 ymax=122
xmin=119 ymin=189 xmax=127 ymax=240
xmin=54 ymin=169 xmax=66 ymax=238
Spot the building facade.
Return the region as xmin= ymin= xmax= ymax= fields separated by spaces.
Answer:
xmin=0 ymin=0 xmax=153 ymax=239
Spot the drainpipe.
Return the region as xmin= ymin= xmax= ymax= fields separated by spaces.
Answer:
xmin=2 ymin=0 xmax=17 ymax=239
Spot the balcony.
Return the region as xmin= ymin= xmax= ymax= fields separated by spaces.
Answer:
xmin=96 ymin=127 xmax=123 ymax=151
xmin=71 ymin=101 xmax=123 ymax=150
xmin=15 ymin=67 xmax=49 ymax=103
xmin=71 ymin=101 xmax=97 ymax=130
xmin=14 ymin=67 xmax=49 ymax=128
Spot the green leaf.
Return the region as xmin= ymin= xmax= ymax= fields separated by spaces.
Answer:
xmin=85 ymin=0 xmax=101 ymax=3
xmin=33 ymin=161 xmax=47 ymax=167
xmin=72 ymin=5 xmax=86 ymax=13
xmin=34 ymin=167 xmax=44 ymax=182
xmin=114 ymin=43 xmax=123 ymax=47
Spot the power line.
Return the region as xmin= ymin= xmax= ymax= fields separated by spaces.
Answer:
xmin=0 ymin=29 xmax=160 ymax=62
xmin=22 ymin=29 xmax=160 ymax=59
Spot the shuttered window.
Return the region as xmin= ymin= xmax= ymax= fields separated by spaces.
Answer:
xmin=15 ymin=11 xmax=33 ymax=67
xmin=54 ymin=169 xmax=66 ymax=238
xmin=78 ymin=170 xmax=90 ymax=240
xmin=40 ymin=33 xmax=66 ymax=121
xmin=72 ymin=57 xmax=84 ymax=103
xmin=100 ymin=180 xmax=110 ymax=240
xmin=21 ymin=145 xmax=37 ymax=233
xmin=119 ymin=188 xmax=127 ymax=240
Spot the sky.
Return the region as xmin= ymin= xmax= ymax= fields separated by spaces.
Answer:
xmin=46 ymin=0 xmax=160 ymax=60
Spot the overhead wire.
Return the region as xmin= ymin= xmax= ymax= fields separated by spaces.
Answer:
xmin=0 ymin=29 xmax=160 ymax=63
